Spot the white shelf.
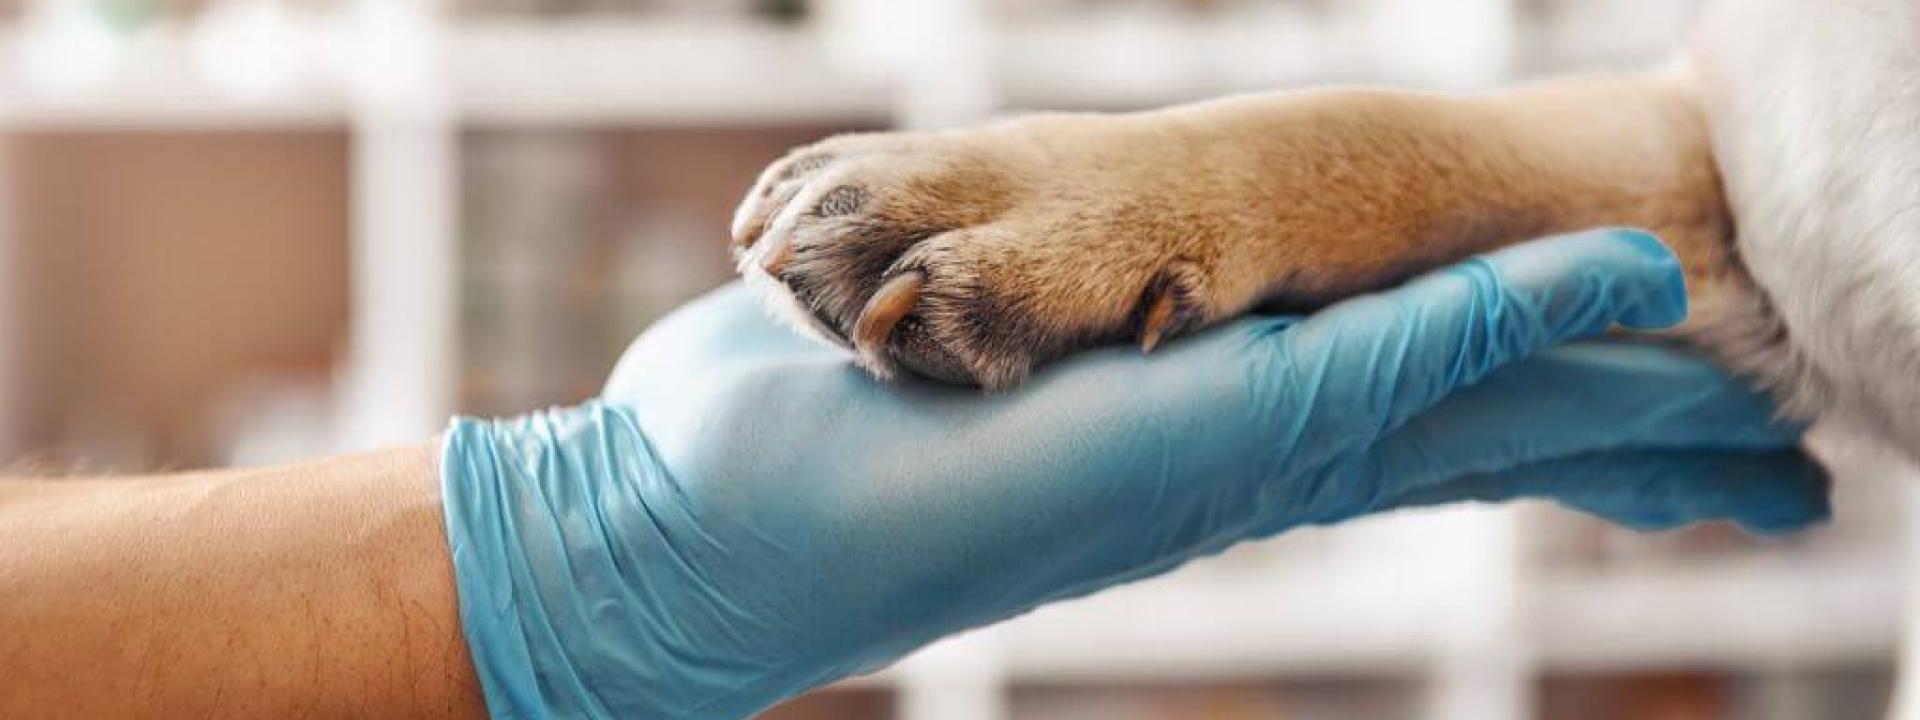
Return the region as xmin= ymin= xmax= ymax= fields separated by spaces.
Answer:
xmin=819 ymin=551 xmax=1905 ymax=701
xmin=816 ymin=551 xmax=1905 ymax=709
xmin=452 ymin=19 xmax=893 ymax=125
xmin=0 ymin=90 xmax=346 ymax=129
xmin=0 ymin=19 xmax=895 ymax=129
xmin=0 ymin=4 xmax=1702 ymax=128
xmin=994 ymin=575 xmax=1443 ymax=680
xmin=0 ymin=30 xmax=347 ymax=129
xmin=1535 ymin=555 xmax=1904 ymax=669
xmin=993 ymin=5 xmax=1369 ymax=110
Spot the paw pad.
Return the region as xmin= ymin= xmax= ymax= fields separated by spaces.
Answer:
xmin=813 ymin=186 xmax=868 ymax=218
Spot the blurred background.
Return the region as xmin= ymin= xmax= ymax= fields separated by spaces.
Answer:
xmin=0 ymin=0 xmax=1911 ymax=718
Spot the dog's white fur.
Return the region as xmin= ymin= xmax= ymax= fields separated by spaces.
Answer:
xmin=1695 ymin=0 xmax=1920 ymax=452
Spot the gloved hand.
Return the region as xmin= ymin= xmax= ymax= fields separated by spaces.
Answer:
xmin=440 ymin=229 xmax=1828 ymax=720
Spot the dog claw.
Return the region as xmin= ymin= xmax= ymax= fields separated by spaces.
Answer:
xmin=759 ymin=232 xmax=796 ymax=277
xmin=733 ymin=218 xmax=765 ymax=249
xmin=854 ymin=271 xmax=926 ymax=376
xmin=1137 ymin=262 xmax=1208 ymax=355
xmin=1139 ymin=290 xmax=1179 ymax=354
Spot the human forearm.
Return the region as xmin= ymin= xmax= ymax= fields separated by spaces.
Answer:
xmin=0 ymin=446 xmax=486 ymax=718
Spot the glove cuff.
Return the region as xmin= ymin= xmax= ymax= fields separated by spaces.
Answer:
xmin=441 ymin=402 xmax=694 ymax=719
xmin=441 ymin=406 xmax=588 ymax=719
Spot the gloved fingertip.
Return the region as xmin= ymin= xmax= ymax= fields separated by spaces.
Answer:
xmin=1601 ymin=228 xmax=1690 ymax=331
xmin=1422 ymin=448 xmax=1833 ymax=534
xmin=1737 ymin=512 xmax=1831 ymax=538
xmin=1609 ymin=227 xmax=1678 ymax=263
xmin=1733 ymin=467 xmax=1835 ymax=537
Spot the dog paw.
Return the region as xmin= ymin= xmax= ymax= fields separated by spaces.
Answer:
xmin=730 ymin=120 xmax=1231 ymax=389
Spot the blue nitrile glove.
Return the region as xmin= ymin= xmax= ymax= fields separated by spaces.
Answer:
xmin=440 ymin=229 xmax=1828 ymax=720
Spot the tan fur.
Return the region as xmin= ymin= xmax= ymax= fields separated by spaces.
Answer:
xmin=733 ymin=69 xmax=1744 ymax=390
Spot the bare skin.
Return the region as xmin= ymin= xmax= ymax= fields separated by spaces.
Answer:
xmin=734 ymin=70 xmax=1752 ymax=390
xmin=0 ymin=446 xmax=489 ymax=719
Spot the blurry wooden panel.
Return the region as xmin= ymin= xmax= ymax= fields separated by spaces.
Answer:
xmin=456 ymin=123 xmax=877 ymax=416
xmin=6 ymin=130 xmax=349 ymax=469
xmin=757 ymin=688 xmax=892 ymax=720
xmin=1541 ymin=671 xmax=1729 ymax=720
xmin=1012 ymin=677 xmax=1422 ymax=720
xmin=605 ymin=123 xmax=869 ymax=307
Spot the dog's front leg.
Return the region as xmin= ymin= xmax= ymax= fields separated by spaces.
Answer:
xmin=732 ymin=70 xmax=1736 ymax=388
